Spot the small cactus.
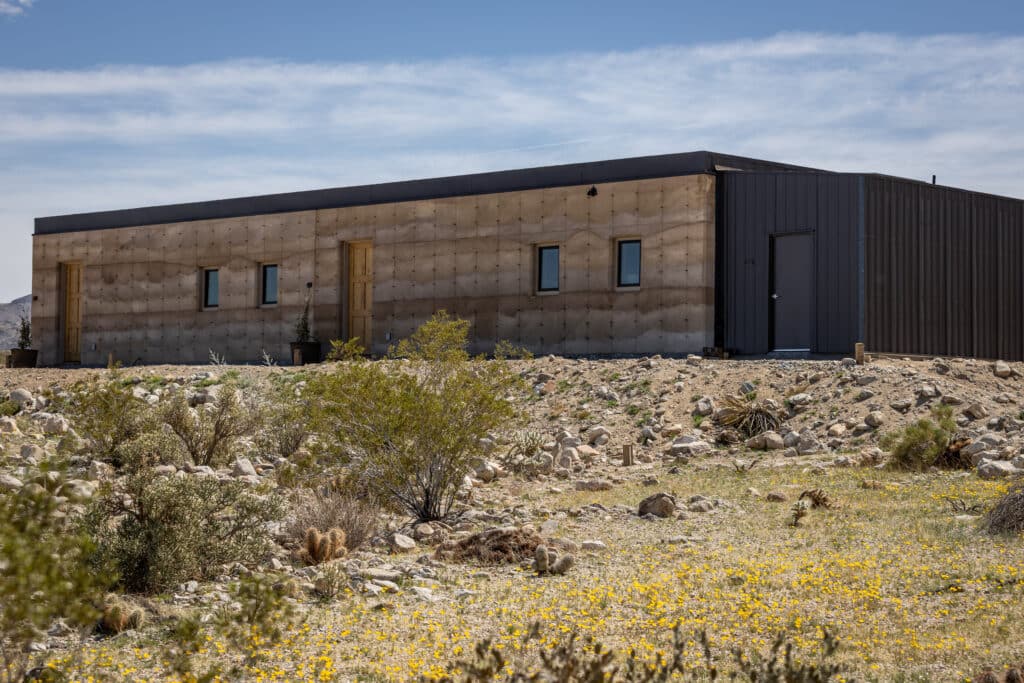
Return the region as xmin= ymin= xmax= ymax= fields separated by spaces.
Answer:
xmin=300 ymin=527 xmax=347 ymax=565
xmin=790 ymin=499 xmax=810 ymax=527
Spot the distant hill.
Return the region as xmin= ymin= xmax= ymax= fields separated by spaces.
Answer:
xmin=0 ymin=295 xmax=31 ymax=350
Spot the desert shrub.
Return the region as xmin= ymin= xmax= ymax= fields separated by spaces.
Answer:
xmin=435 ymin=526 xmax=542 ymax=565
xmin=254 ymin=390 xmax=309 ymax=459
xmin=84 ymin=466 xmax=284 ymax=593
xmin=286 ymin=489 xmax=380 ymax=552
xmin=113 ymin=428 xmax=188 ymax=470
xmin=305 ymin=311 xmax=524 ymax=521
xmin=715 ymin=395 xmax=781 ymax=438
xmin=984 ymin=484 xmax=1024 ymax=535
xmin=1 ymin=488 xmax=105 ymax=683
xmin=881 ymin=404 xmax=956 ymax=471
xmin=60 ymin=374 xmax=160 ymax=466
xmin=325 ymin=337 xmax=366 ymax=361
xmin=0 ymin=401 xmax=18 ymax=417
xmin=162 ymin=383 xmax=259 ymax=467
xmin=426 ymin=621 xmax=845 ymax=682
xmin=97 ymin=595 xmax=145 ymax=635
xmin=162 ymin=572 xmax=304 ymax=682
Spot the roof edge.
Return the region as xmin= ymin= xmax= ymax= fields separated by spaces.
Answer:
xmin=35 ymin=151 xmax=820 ymax=236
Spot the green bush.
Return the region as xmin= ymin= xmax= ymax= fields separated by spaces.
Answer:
xmin=162 ymin=383 xmax=259 ymax=467
xmin=1 ymin=488 xmax=106 ymax=683
xmin=254 ymin=389 xmax=309 ymax=459
xmin=0 ymin=400 xmax=18 ymax=417
xmin=881 ymin=404 xmax=956 ymax=471
xmin=60 ymin=374 xmax=159 ymax=466
xmin=84 ymin=467 xmax=284 ymax=593
xmin=306 ymin=311 xmax=524 ymax=521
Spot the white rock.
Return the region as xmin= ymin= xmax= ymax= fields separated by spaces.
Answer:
xmin=584 ymin=425 xmax=610 ymax=445
xmin=389 ymin=533 xmax=416 ymax=552
xmin=0 ymin=473 xmax=23 ymax=491
xmin=8 ymin=388 xmax=33 ymax=410
xmin=581 ymin=540 xmax=607 ymax=552
xmin=994 ymin=360 xmax=1013 ymax=378
xmin=978 ymin=459 xmax=1020 ymax=479
xmin=231 ymin=458 xmax=258 ymax=478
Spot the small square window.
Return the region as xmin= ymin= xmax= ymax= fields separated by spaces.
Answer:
xmin=261 ymin=264 xmax=279 ymax=305
xmin=616 ymin=240 xmax=641 ymax=288
xmin=537 ymin=246 xmax=559 ymax=292
xmin=203 ymin=269 xmax=219 ymax=308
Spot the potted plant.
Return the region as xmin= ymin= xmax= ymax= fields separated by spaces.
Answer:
xmin=289 ymin=298 xmax=321 ymax=365
xmin=9 ymin=314 xmax=38 ymax=368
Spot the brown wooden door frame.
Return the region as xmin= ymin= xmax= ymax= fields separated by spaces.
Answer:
xmin=61 ymin=262 xmax=83 ymax=363
xmin=347 ymin=242 xmax=373 ymax=350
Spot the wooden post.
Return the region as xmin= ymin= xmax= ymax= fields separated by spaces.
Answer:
xmin=107 ymin=352 xmax=115 ymax=369
xmin=855 ymin=342 xmax=865 ymax=365
xmin=621 ymin=444 xmax=635 ymax=466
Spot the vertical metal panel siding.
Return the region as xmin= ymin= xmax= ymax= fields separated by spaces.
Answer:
xmin=719 ymin=173 xmax=860 ymax=354
xmin=865 ymin=177 xmax=1024 ymax=359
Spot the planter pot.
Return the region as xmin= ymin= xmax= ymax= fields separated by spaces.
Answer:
xmin=8 ymin=349 xmax=39 ymax=368
xmin=289 ymin=341 xmax=321 ymax=366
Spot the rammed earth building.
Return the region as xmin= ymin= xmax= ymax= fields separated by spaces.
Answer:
xmin=31 ymin=151 xmax=1024 ymax=365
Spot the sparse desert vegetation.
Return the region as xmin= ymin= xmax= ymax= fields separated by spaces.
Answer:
xmin=2 ymin=315 xmax=1024 ymax=681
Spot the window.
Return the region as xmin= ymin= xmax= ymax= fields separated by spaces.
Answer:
xmin=202 ymin=269 xmax=219 ymax=308
xmin=261 ymin=264 xmax=279 ymax=305
xmin=616 ymin=240 xmax=641 ymax=288
xmin=537 ymin=245 xmax=560 ymax=292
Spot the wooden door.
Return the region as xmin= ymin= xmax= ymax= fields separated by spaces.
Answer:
xmin=63 ymin=263 xmax=83 ymax=363
xmin=348 ymin=242 xmax=373 ymax=348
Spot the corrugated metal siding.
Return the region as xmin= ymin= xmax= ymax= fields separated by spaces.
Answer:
xmin=865 ymin=177 xmax=1024 ymax=359
xmin=718 ymin=172 xmax=861 ymax=354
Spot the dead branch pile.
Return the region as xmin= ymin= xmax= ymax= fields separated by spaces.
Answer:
xmin=715 ymin=395 xmax=781 ymax=438
xmin=984 ymin=484 xmax=1024 ymax=535
xmin=435 ymin=526 xmax=542 ymax=565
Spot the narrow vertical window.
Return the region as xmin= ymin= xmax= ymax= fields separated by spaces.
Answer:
xmin=538 ymin=246 xmax=560 ymax=292
xmin=616 ymin=240 xmax=641 ymax=287
xmin=203 ymin=269 xmax=219 ymax=308
xmin=261 ymin=264 xmax=279 ymax=305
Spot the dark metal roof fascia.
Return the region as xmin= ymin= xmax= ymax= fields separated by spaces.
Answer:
xmin=34 ymin=151 xmax=821 ymax=235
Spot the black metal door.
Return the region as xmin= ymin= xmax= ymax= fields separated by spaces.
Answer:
xmin=772 ymin=233 xmax=814 ymax=350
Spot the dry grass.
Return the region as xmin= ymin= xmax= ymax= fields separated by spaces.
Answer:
xmin=286 ymin=489 xmax=381 ymax=552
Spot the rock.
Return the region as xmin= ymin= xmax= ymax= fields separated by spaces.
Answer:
xmin=8 ymin=388 xmax=33 ymax=410
xmin=389 ymin=533 xmax=416 ymax=552
xmin=739 ymin=381 xmax=757 ymax=395
xmin=797 ymin=433 xmax=822 ymax=455
xmin=668 ymin=438 xmax=711 ymax=457
xmin=763 ymin=431 xmax=785 ymax=450
xmin=781 ymin=447 xmax=800 ymax=458
xmin=39 ymin=414 xmax=70 ymax=435
xmin=20 ymin=444 xmax=45 ymax=462
xmin=362 ymin=568 xmax=402 ymax=582
xmin=860 ymin=447 xmax=886 ymax=466
xmin=87 ymin=460 xmax=116 ymax=480
xmin=0 ymin=416 xmax=21 ymax=435
xmin=413 ymin=523 xmax=435 ymax=541
xmin=584 ymin=425 xmax=610 ymax=445
xmin=916 ymin=384 xmax=940 ymax=399
xmin=964 ymin=404 xmax=989 ymax=420
xmin=0 ymin=473 xmax=23 ymax=492
xmin=231 ymin=458 xmax=258 ymax=478
xmin=766 ymin=491 xmax=787 ymax=502
xmin=745 ymin=433 xmax=766 ymax=450
xmin=694 ymin=397 xmax=715 ymax=416
xmin=550 ymin=555 xmax=574 ymax=575
xmin=788 ymin=393 xmax=812 ymax=407
xmin=856 ymin=389 xmax=876 ymax=402
xmin=977 ymin=459 xmax=1020 ymax=479
xmin=638 ymin=492 xmax=676 ymax=518
xmin=864 ymin=411 xmax=885 ymax=428
xmin=662 ymin=423 xmax=684 ymax=438
xmin=890 ymin=399 xmax=913 ymax=412
xmin=827 ymin=423 xmax=847 ymax=438
xmin=580 ymin=540 xmax=607 ymax=552
xmin=574 ymin=479 xmax=612 ymax=492
xmin=687 ymin=498 xmax=716 ymax=513
xmin=994 ymin=360 xmax=1013 ymax=378
xmin=783 ymin=431 xmax=800 ymax=448
xmin=833 ymin=455 xmax=854 ymax=467
xmin=58 ymin=479 xmax=97 ymax=501
xmin=410 ymin=586 xmax=439 ymax=602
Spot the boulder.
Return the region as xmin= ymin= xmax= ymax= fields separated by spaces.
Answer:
xmin=0 ymin=417 xmax=21 ymax=435
xmin=0 ymin=473 xmax=23 ymax=492
xmin=584 ymin=425 xmax=611 ymax=446
xmin=762 ymin=431 xmax=785 ymax=450
xmin=638 ymin=493 xmax=676 ymax=518
xmin=389 ymin=533 xmax=417 ymax=552
xmin=978 ymin=459 xmax=1021 ymax=479
xmin=964 ymin=404 xmax=989 ymax=420
xmin=20 ymin=444 xmax=45 ymax=462
xmin=797 ymin=433 xmax=822 ymax=455
xmin=231 ymin=458 xmax=258 ymax=478
xmin=994 ymin=360 xmax=1013 ymax=378
xmin=694 ymin=397 xmax=715 ymax=417
xmin=864 ymin=411 xmax=885 ymax=428
xmin=8 ymin=388 xmax=33 ymax=410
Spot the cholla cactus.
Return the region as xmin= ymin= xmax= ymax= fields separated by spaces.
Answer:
xmin=99 ymin=596 xmax=146 ymax=634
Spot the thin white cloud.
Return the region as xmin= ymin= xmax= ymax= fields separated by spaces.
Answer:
xmin=0 ymin=0 xmax=33 ymax=16
xmin=1 ymin=32 xmax=1024 ymax=301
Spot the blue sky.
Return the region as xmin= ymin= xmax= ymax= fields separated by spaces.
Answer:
xmin=1 ymin=0 xmax=1023 ymax=301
